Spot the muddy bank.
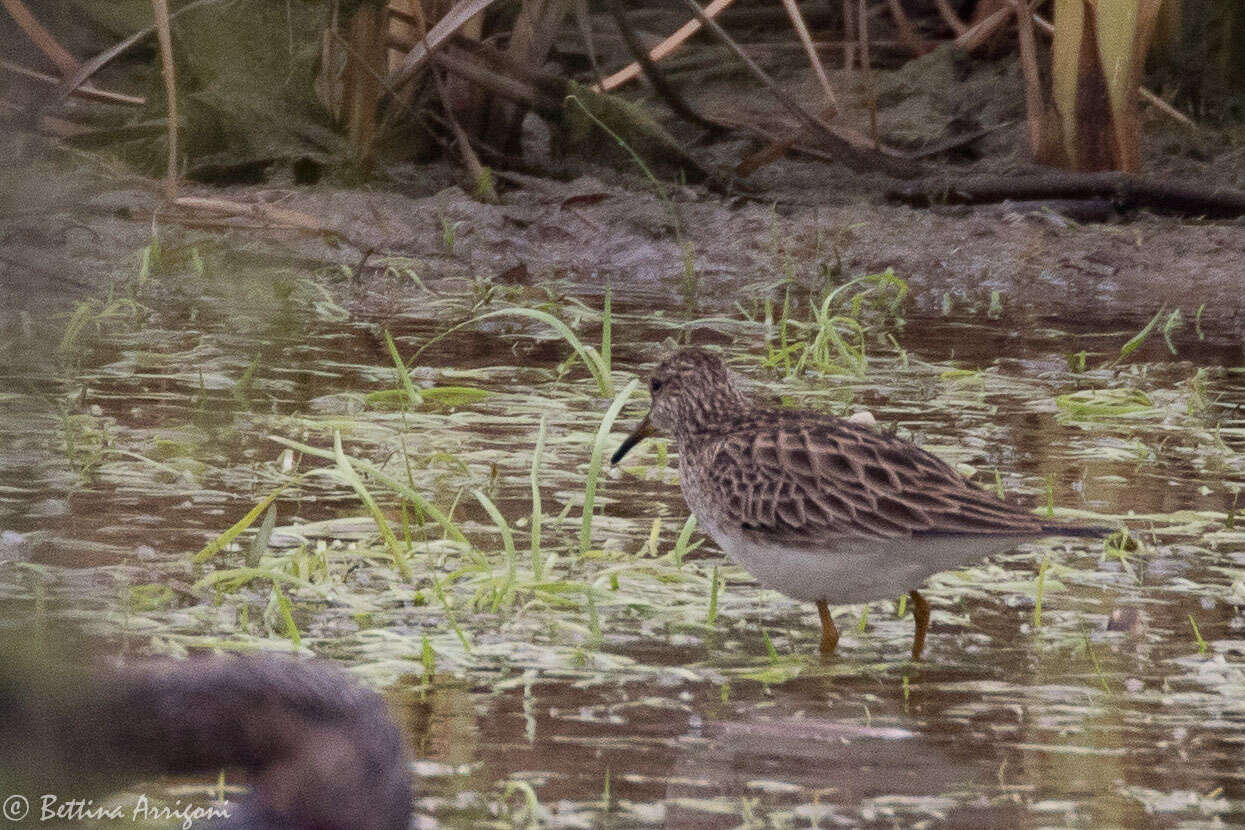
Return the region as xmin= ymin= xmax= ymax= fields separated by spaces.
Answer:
xmin=4 ymin=165 xmax=1242 ymax=357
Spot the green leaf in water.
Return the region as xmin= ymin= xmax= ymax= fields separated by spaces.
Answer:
xmin=194 ymin=482 xmax=289 ymax=563
xmin=1118 ymin=306 xmax=1165 ymax=360
xmin=1056 ymin=388 xmax=1157 ymax=420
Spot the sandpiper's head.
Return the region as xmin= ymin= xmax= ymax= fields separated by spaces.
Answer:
xmin=611 ymin=348 xmax=746 ymax=464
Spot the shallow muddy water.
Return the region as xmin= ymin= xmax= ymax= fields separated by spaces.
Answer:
xmin=1 ymin=233 xmax=1243 ymax=828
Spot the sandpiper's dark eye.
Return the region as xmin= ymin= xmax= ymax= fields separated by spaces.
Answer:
xmin=650 ymin=377 xmax=663 ymax=394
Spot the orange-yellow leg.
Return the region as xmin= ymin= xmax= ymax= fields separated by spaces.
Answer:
xmin=909 ymin=590 xmax=930 ymax=660
xmin=816 ymin=599 xmax=839 ymax=656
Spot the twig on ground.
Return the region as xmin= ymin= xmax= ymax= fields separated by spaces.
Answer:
xmin=888 ymin=172 xmax=1245 ymax=218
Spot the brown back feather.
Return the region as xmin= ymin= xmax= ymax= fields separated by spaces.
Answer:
xmin=702 ymin=409 xmax=1046 ymax=543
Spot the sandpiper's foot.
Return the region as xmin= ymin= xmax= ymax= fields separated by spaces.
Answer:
xmin=816 ymin=599 xmax=839 ymax=657
xmin=909 ymin=590 xmax=930 ymax=660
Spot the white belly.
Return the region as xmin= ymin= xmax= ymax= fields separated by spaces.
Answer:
xmin=701 ymin=518 xmax=1033 ymax=604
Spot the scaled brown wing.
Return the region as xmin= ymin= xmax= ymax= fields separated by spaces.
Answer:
xmin=707 ymin=412 xmax=1045 ymax=544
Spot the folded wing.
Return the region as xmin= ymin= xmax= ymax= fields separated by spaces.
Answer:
xmin=708 ymin=412 xmax=1046 ymax=544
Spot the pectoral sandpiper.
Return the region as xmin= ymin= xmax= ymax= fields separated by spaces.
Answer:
xmin=612 ymin=348 xmax=1108 ymax=660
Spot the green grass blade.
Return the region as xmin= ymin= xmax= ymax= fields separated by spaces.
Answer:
xmin=272 ymin=585 xmax=302 ymax=648
xmin=473 ymin=489 xmax=516 ymax=560
xmin=268 ymin=436 xmax=467 ymax=545
xmin=331 ymin=431 xmax=412 ymax=580
xmin=1118 ymin=306 xmax=1166 ymax=360
xmin=1033 ymin=554 xmax=1050 ymax=628
xmin=474 ymin=488 xmax=516 ymax=610
xmin=670 ymin=515 xmax=697 ymax=567
xmin=1161 ymin=308 xmax=1183 ymax=355
xmin=193 ymin=567 xmax=311 ymax=592
xmin=580 ymin=378 xmax=639 ymax=555
xmin=414 ymin=307 xmax=612 ymax=396
xmin=707 ymin=565 xmax=721 ymax=625
xmin=530 ymin=414 xmax=547 ymax=580
xmin=384 ymin=329 xmax=423 ymax=408
xmin=601 ymin=288 xmax=612 ymax=379
xmin=193 ymin=482 xmax=289 ymax=563
xmin=247 ymin=504 xmax=276 ymax=567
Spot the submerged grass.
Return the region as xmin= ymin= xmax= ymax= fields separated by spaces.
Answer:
xmin=384 ymin=329 xmax=423 ymax=409
xmin=1056 ymin=388 xmax=1159 ymax=421
xmin=269 ymin=436 xmax=468 ymax=545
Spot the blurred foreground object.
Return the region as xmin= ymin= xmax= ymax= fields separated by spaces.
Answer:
xmin=0 ymin=643 xmax=412 ymax=830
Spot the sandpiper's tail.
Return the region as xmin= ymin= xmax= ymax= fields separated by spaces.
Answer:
xmin=1040 ymin=522 xmax=1114 ymax=538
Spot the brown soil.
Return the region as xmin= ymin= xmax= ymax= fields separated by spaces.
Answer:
xmin=3 ymin=47 xmax=1243 ymax=353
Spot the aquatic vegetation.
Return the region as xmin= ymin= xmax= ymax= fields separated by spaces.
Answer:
xmin=414 ymin=291 xmax=614 ymax=396
xmin=193 ymin=483 xmax=290 ymax=564
xmin=762 ymin=268 xmax=908 ymax=378
xmin=1055 ymin=388 xmax=1159 ymax=421
xmin=2 ymin=239 xmax=1243 ymax=828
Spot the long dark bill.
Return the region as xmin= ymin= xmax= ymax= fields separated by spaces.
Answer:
xmin=611 ymin=413 xmax=655 ymax=465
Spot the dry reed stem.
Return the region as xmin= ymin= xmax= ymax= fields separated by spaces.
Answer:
xmin=842 ymin=0 xmax=855 ymax=69
xmin=55 ymin=0 xmax=217 ymax=109
xmin=779 ymin=0 xmax=839 ymax=113
xmin=388 ymin=0 xmax=504 ymax=89
xmin=150 ymin=0 xmax=177 ymax=200
xmin=168 ymin=197 xmax=352 ymax=240
xmin=679 ymin=0 xmax=835 ymax=139
xmin=0 ymin=59 xmax=145 ymax=106
xmin=954 ymin=5 xmax=1013 ymax=51
xmin=883 ymin=0 xmax=931 ymax=55
xmin=341 ymin=3 xmax=387 ymax=164
xmin=572 ymin=0 xmax=603 ymax=86
xmin=432 ymin=47 xmax=547 ymax=111
xmin=488 ymin=0 xmax=573 ymax=148
xmin=1030 ymin=11 xmax=1193 ymax=128
xmin=679 ymin=0 xmax=921 ymax=177
xmin=596 ymin=0 xmax=738 ymax=92
xmin=857 ymin=0 xmax=877 ymax=146
xmin=1 ymin=0 xmax=79 ymax=76
xmin=430 ymin=63 xmax=498 ymax=202
xmin=933 ymin=0 xmax=968 ymax=35
xmin=1010 ymin=0 xmax=1043 ymax=155
xmin=731 ymin=109 xmax=909 ymax=177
